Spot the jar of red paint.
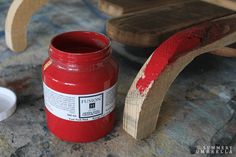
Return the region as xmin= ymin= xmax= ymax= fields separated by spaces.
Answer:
xmin=42 ymin=31 xmax=118 ymax=142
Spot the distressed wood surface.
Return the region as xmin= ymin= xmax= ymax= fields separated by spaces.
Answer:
xmin=107 ymin=1 xmax=234 ymax=47
xmin=0 ymin=0 xmax=235 ymax=157
xmin=98 ymin=0 xmax=188 ymax=17
xmin=5 ymin=0 xmax=48 ymax=52
xmin=124 ymin=15 xmax=236 ymax=139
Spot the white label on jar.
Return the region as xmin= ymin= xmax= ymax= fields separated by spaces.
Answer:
xmin=43 ymin=83 xmax=117 ymax=121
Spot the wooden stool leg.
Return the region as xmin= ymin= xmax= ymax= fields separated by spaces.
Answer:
xmin=123 ymin=14 xmax=236 ymax=139
xmin=5 ymin=0 xmax=48 ymax=52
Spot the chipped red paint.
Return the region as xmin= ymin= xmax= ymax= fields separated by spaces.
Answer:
xmin=136 ymin=20 xmax=231 ymax=94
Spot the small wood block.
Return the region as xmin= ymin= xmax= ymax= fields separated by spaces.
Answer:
xmin=107 ymin=1 xmax=235 ymax=47
xmin=5 ymin=0 xmax=48 ymax=52
xmin=98 ymin=0 xmax=187 ymax=17
xmin=212 ymin=47 xmax=236 ymax=57
xmin=202 ymin=0 xmax=236 ymax=11
xmin=123 ymin=14 xmax=236 ymax=139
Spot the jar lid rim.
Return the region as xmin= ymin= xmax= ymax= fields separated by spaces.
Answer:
xmin=50 ymin=31 xmax=111 ymax=56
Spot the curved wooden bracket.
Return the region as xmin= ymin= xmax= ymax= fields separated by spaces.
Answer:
xmin=5 ymin=0 xmax=48 ymax=52
xmin=123 ymin=14 xmax=236 ymax=139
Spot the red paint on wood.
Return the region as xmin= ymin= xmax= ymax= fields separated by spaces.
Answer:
xmin=136 ymin=21 xmax=226 ymax=94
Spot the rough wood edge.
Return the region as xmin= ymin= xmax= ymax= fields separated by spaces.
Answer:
xmin=123 ymin=14 xmax=236 ymax=139
xmin=5 ymin=0 xmax=48 ymax=52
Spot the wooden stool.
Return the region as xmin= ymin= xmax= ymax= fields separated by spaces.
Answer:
xmin=100 ymin=0 xmax=236 ymax=139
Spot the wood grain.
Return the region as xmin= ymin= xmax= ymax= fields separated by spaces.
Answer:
xmin=5 ymin=0 xmax=48 ymax=52
xmin=123 ymin=14 xmax=236 ymax=139
xmin=98 ymin=0 xmax=188 ymax=17
xmin=107 ymin=1 xmax=235 ymax=47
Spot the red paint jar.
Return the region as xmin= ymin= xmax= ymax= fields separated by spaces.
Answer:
xmin=42 ymin=31 xmax=118 ymax=142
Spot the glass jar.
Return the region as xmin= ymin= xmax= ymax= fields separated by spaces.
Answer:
xmin=42 ymin=31 xmax=119 ymax=142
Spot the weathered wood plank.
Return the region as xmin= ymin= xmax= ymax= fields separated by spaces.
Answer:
xmin=98 ymin=0 xmax=188 ymax=17
xmin=107 ymin=1 xmax=234 ymax=47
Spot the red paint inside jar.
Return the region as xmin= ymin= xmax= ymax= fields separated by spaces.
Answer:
xmin=51 ymin=32 xmax=105 ymax=53
xmin=43 ymin=31 xmax=119 ymax=142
